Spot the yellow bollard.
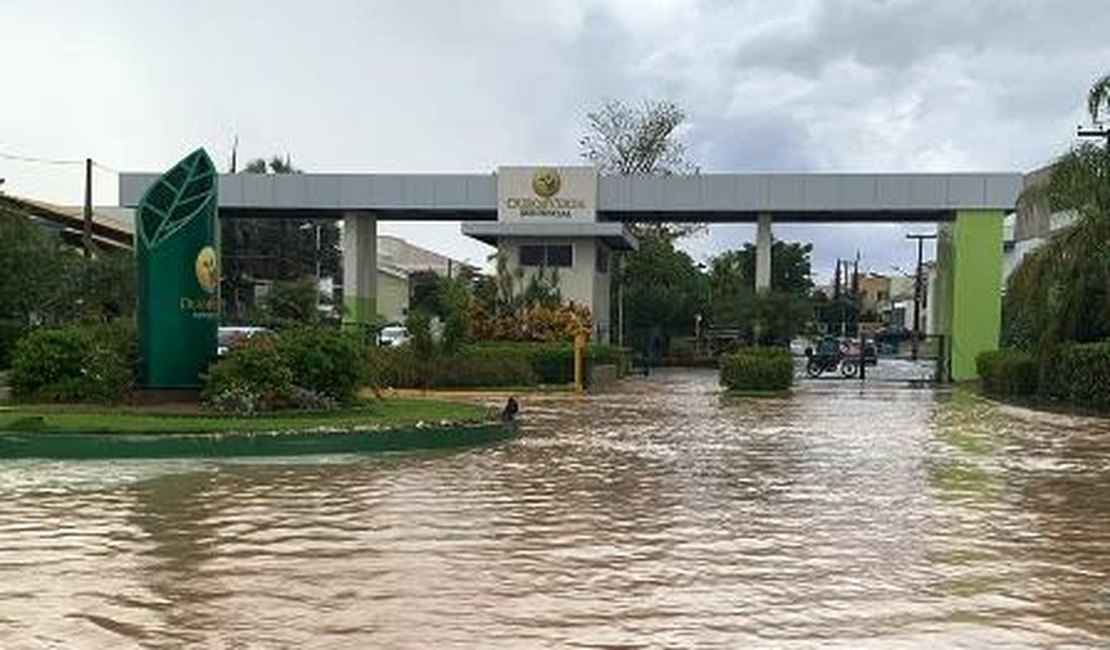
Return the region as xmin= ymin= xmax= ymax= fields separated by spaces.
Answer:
xmin=573 ymin=332 xmax=586 ymax=395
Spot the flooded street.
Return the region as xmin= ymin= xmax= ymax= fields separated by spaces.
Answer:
xmin=1 ymin=368 xmax=1109 ymax=648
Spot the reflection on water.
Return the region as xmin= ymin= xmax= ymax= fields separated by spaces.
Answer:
xmin=1 ymin=369 xmax=1108 ymax=648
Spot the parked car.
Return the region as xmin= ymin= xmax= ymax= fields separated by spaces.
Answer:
xmin=217 ymin=326 xmax=272 ymax=356
xmin=378 ymin=324 xmax=410 ymax=348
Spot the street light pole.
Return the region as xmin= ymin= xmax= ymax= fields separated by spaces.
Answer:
xmin=905 ymin=233 xmax=937 ymax=361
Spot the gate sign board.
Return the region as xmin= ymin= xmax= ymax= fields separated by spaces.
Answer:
xmin=497 ymin=166 xmax=598 ymax=222
xmin=136 ymin=148 xmax=219 ymax=388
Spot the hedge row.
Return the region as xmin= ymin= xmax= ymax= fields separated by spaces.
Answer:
xmin=977 ymin=342 xmax=1110 ymax=408
xmin=976 ymin=349 xmax=1038 ymax=396
xmin=1053 ymin=343 xmax=1110 ymax=408
xmin=371 ymin=342 xmax=627 ymax=389
xmin=371 ymin=347 xmax=538 ymax=389
xmin=719 ymin=347 xmax=794 ymax=392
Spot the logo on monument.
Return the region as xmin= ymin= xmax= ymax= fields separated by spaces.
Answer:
xmin=195 ymin=246 xmax=219 ymax=294
xmin=532 ymin=168 xmax=561 ymax=198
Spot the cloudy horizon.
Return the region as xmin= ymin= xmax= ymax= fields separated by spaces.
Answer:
xmin=2 ymin=0 xmax=1107 ymax=280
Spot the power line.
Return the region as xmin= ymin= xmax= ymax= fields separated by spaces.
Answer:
xmin=0 ymin=149 xmax=120 ymax=174
xmin=0 ymin=149 xmax=85 ymax=166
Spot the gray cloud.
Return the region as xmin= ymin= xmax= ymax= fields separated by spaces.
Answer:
xmin=1 ymin=0 xmax=1106 ymax=277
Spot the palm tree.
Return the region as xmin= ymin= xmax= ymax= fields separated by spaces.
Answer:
xmin=1008 ymin=129 xmax=1110 ymax=348
xmin=1087 ymin=72 xmax=1110 ymax=124
xmin=242 ymin=155 xmax=300 ymax=175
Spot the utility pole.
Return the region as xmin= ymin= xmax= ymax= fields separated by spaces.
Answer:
xmin=83 ymin=158 xmax=93 ymax=259
xmin=617 ymin=254 xmax=625 ymax=348
xmin=854 ymin=252 xmax=865 ymax=382
xmin=905 ymin=233 xmax=937 ymax=361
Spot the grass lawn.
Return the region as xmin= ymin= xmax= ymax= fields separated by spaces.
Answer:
xmin=0 ymin=398 xmax=494 ymax=435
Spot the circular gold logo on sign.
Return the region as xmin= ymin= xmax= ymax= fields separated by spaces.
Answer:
xmin=195 ymin=246 xmax=219 ymax=294
xmin=532 ymin=168 xmax=561 ymax=198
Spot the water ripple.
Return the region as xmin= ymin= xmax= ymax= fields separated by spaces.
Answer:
xmin=1 ymin=369 xmax=1108 ymax=648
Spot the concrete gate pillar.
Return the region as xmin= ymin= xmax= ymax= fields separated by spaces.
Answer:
xmin=935 ymin=209 xmax=1004 ymax=381
xmin=342 ymin=212 xmax=377 ymax=327
xmin=755 ymin=213 xmax=773 ymax=292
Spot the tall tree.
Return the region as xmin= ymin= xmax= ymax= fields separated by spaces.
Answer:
xmin=579 ymin=99 xmax=706 ymax=347
xmin=580 ymin=99 xmax=696 ymax=176
xmin=579 ymin=99 xmax=702 ymax=242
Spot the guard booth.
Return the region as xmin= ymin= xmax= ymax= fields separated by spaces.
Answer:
xmin=462 ymin=167 xmax=638 ymax=344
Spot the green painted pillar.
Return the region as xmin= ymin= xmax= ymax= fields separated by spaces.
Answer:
xmin=342 ymin=212 xmax=377 ymax=327
xmin=135 ymin=149 xmax=219 ymax=388
xmin=940 ymin=209 xmax=1004 ymax=381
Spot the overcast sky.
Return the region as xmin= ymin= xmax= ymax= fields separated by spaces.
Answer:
xmin=2 ymin=0 xmax=1108 ymax=280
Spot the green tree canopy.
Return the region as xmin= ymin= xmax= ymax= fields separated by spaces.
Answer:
xmin=618 ymin=228 xmax=707 ymax=351
xmin=707 ymin=240 xmax=814 ymax=345
xmin=0 ymin=204 xmax=136 ymax=325
xmin=1007 ymin=141 xmax=1110 ymax=348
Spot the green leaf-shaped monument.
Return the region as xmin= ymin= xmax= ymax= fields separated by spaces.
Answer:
xmin=137 ymin=148 xmax=217 ymax=249
xmin=136 ymin=148 xmax=219 ymax=388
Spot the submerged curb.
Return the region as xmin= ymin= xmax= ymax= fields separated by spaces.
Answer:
xmin=0 ymin=421 xmax=517 ymax=459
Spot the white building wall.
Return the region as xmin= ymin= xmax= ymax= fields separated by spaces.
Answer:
xmin=498 ymin=237 xmax=611 ymax=342
xmin=377 ymin=270 xmax=409 ymax=324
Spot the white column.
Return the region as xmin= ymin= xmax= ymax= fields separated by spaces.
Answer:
xmin=342 ymin=212 xmax=377 ymax=326
xmin=755 ymin=212 xmax=773 ymax=292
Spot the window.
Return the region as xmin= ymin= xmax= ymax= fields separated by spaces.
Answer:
xmin=546 ymin=245 xmax=572 ymax=268
xmin=518 ymin=244 xmax=573 ymax=268
xmin=596 ymin=246 xmax=609 ymax=274
xmin=519 ymin=245 xmax=545 ymax=267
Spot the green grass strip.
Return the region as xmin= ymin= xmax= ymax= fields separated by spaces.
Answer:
xmin=0 ymin=398 xmax=493 ymax=435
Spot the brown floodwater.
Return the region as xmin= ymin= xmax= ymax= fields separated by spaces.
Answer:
xmin=1 ymin=368 xmax=1109 ymax=648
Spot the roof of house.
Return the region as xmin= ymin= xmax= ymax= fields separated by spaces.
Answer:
xmin=0 ymin=192 xmax=133 ymax=250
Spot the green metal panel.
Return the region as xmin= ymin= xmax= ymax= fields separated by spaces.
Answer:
xmin=343 ymin=296 xmax=377 ymax=326
xmin=136 ymin=149 xmax=219 ymax=387
xmin=948 ymin=209 xmax=1004 ymax=381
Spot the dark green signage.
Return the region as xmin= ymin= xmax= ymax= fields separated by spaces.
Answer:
xmin=136 ymin=148 xmax=219 ymax=388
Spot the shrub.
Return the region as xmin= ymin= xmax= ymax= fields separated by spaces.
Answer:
xmin=1058 ymin=342 xmax=1110 ymax=408
xmin=202 ymin=335 xmax=293 ymax=412
xmin=276 ymin=326 xmax=365 ymax=403
xmin=976 ymin=349 xmax=1038 ymax=396
xmin=719 ymin=347 xmax=794 ymax=392
xmin=9 ymin=320 xmax=137 ymax=403
xmin=0 ymin=321 xmax=25 ymax=369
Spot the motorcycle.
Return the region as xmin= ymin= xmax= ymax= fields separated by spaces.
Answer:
xmin=804 ymin=342 xmax=859 ymax=378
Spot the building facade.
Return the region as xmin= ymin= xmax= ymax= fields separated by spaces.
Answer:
xmin=462 ymin=167 xmax=637 ymax=343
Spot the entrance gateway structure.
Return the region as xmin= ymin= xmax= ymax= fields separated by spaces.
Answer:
xmin=120 ymin=165 xmax=1022 ymax=381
